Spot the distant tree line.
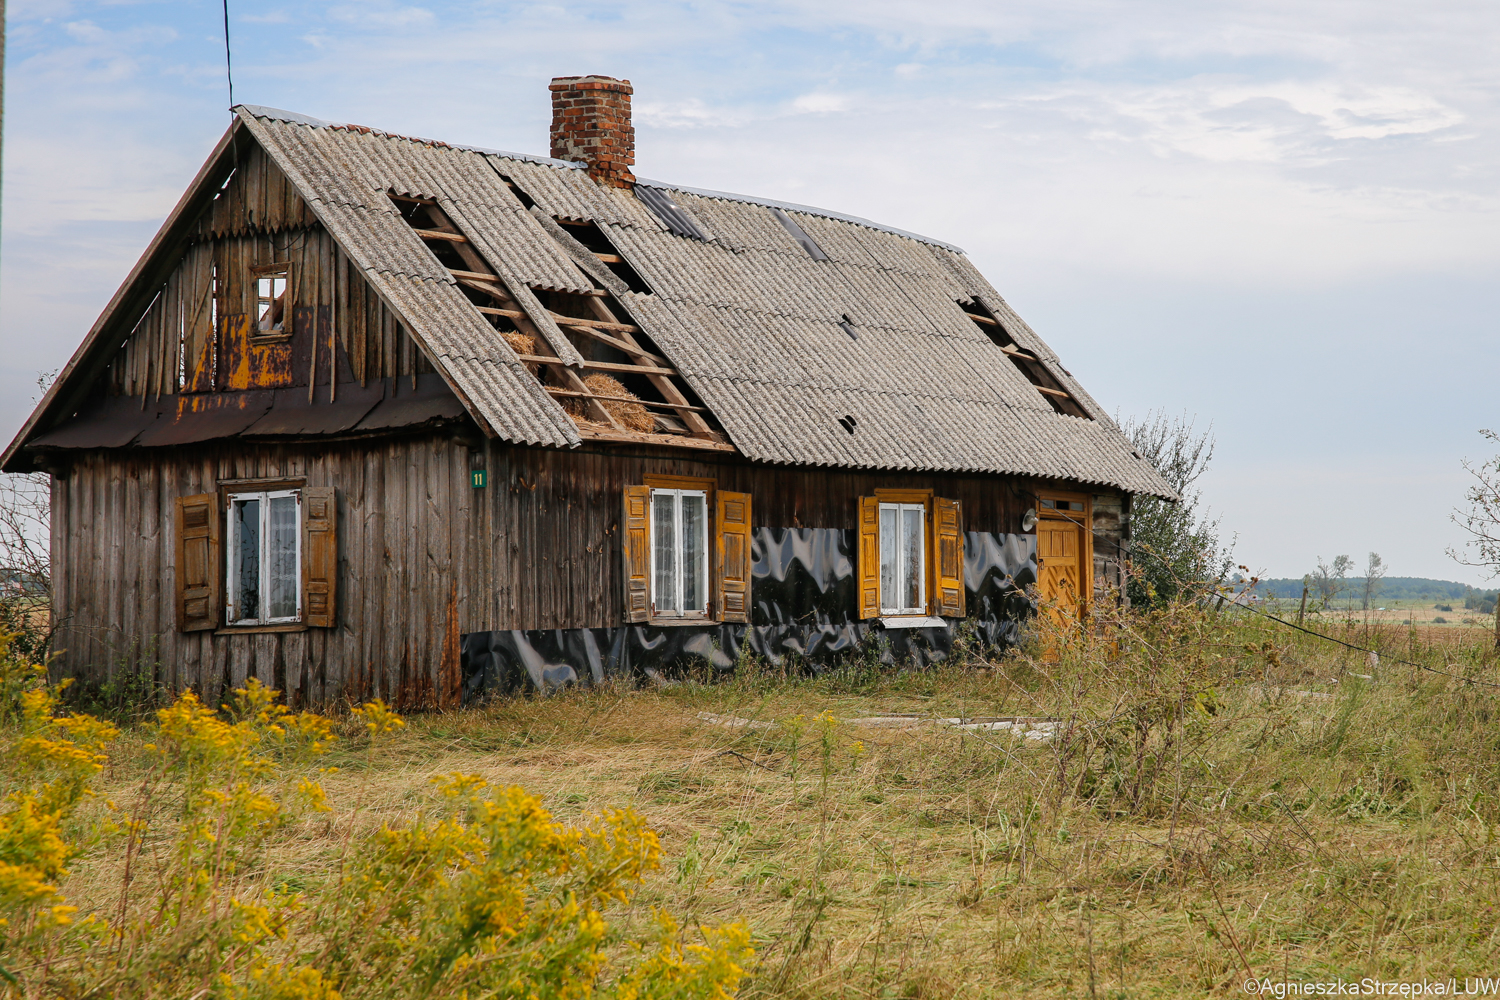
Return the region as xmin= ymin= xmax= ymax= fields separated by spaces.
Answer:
xmin=1257 ymin=575 xmax=1496 ymax=605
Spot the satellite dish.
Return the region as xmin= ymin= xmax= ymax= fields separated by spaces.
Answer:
xmin=1021 ymin=508 xmax=1037 ymax=532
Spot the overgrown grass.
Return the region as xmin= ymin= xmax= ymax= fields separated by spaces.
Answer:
xmin=26 ymin=601 xmax=1500 ymax=997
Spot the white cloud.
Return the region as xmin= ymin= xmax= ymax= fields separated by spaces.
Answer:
xmin=790 ymin=92 xmax=850 ymax=114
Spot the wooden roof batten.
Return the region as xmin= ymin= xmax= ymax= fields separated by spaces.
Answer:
xmin=393 ymin=190 xmax=725 ymax=445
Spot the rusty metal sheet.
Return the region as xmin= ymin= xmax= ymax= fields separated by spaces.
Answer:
xmin=132 ymin=391 xmax=274 ymax=447
xmin=25 ymin=395 xmax=166 ymax=450
xmin=242 ymin=381 xmax=385 ymax=436
xmin=352 ymin=375 xmax=466 ymax=431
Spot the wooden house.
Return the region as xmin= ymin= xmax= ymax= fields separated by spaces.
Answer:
xmin=2 ymin=76 xmax=1173 ymax=707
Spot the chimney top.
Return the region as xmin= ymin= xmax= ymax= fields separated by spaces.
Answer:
xmin=549 ymin=75 xmax=635 ymax=188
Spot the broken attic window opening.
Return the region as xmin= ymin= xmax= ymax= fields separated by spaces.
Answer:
xmin=635 ymin=185 xmax=707 ymax=241
xmin=839 ymin=314 xmax=859 ymax=341
xmin=838 ymin=414 xmax=858 ymax=435
xmin=771 ymin=208 xmax=828 ymax=261
xmin=555 ymin=219 xmax=652 ymax=295
xmin=959 ymin=299 xmax=1091 ymax=420
xmin=251 ymin=263 xmax=291 ymax=335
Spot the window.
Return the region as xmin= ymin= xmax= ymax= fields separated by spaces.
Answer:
xmin=174 ymin=487 xmax=336 ymax=633
xmin=650 ymin=488 xmax=709 ymax=617
xmin=621 ymin=481 xmax=752 ymax=625
xmin=857 ymin=493 xmax=965 ymax=621
xmin=879 ymin=503 xmax=926 ymax=615
xmin=251 ymin=263 xmax=291 ymax=336
xmin=227 ymin=489 xmax=302 ymax=625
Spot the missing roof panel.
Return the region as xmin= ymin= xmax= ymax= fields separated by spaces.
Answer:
xmin=635 ymin=185 xmax=708 ymax=241
xmin=497 ymin=173 xmax=538 ymax=210
xmin=555 ymin=219 xmax=652 ymax=295
xmin=771 ymin=208 xmax=829 ymax=261
xmin=960 ymin=299 xmax=1091 ymax=420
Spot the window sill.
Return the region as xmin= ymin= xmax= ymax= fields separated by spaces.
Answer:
xmin=647 ymin=617 xmax=716 ymax=628
xmin=215 ymin=623 xmax=309 ymax=635
xmin=877 ymin=616 xmax=948 ymax=629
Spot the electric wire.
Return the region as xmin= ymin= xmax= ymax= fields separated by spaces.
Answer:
xmin=222 ymin=0 xmax=234 ymax=111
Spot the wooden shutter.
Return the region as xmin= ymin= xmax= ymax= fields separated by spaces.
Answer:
xmin=857 ymin=496 xmax=880 ymax=620
xmin=623 ymin=486 xmax=650 ymax=623
xmin=175 ymin=493 xmax=221 ymax=632
xmin=934 ymin=497 xmax=966 ymax=618
xmin=301 ymin=487 xmax=337 ymax=627
xmin=716 ymin=491 xmax=752 ymax=623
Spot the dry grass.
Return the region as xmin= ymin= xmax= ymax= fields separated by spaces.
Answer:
xmin=560 ymin=373 xmax=656 ymax=432
xmin=61 ymin=612 xmax=1500 ymax=998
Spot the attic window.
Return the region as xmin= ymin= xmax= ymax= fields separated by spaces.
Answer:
xmin=960 ymin=300 xmax=1091 ymax=420
xmin=251 ymin=263 xmax=292 ymax=337
xmin=636 ymin=185 xmax=707 ymax=241
xmin=556 ymin=219 xmax=652 ymax=294
xmin=771 ymin=208 xmax=828 ymax=260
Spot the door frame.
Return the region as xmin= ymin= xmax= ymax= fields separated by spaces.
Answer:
xmin=1036 ymin=489 xmax=1093 ymax=607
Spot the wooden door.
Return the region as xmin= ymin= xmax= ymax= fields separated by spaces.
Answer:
xmin=1036 ymin=494 xmax=1091 ymax=646
xmin=1037 ymin=517 xmax=1084 ymax=613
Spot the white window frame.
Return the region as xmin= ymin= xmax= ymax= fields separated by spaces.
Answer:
xmin=649 ymin=488 xmax=710 ymax=619
xmin=226 ymin=489 xmax=303 ymax=626
xmin=879 ymin=501 xmax=927 ymax=616
xmin=251 ymin=262 xmax=291 ymax=336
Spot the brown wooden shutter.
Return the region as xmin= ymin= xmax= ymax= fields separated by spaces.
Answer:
xmin=716 ymin=491 xmax=752 ymax=623
xmin=857 ymin=496 xmax=880 ymax=620
xmin=175 ymin=493 xmax=221 ymax=632
xmin=301 ymin=487 xmax=337 ymax=627
xmin=934 ymin=497 xmax=966 ymax=618
xmin=623 ymin=486 xmax=650 ymax=623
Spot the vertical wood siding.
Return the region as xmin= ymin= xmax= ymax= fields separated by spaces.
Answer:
xmin=102 ymin=144 xmax=432 ymax=400
xmin=50 ymin=434 xmax=1127 ymax=709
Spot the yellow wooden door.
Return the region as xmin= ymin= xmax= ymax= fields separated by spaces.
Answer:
xmin=1037 ymin=516 xmax=1084 ymax=625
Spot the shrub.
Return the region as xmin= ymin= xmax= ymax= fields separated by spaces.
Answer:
xmin=0 ymin=657 xmax=752 ymax=998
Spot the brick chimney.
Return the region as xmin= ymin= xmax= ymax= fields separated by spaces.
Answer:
xmin=549 ymin=75 xmax=635 ymax=188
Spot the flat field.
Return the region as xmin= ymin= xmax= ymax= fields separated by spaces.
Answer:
xmin=51 ymin=611 xmax=1500 ymax=997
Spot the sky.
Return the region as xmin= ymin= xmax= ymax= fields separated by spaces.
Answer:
xmin=2 ymin=0 xmax=1498 ymax=584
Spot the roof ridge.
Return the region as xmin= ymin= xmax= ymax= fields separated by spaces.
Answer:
xmin=236 ymin=105 xmax=963 ymax=253
xmin=235 ymin=105 xmax=584 ymax=170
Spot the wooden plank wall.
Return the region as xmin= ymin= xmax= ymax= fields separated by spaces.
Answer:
xmin=335 ymin=248 xmax=436 ymax=385
xmin=52 ymin=435 xmax=472 ymax=711
xmin=470 ymin=444 xmax=1128 ymax=631
xmin=51 ymin=433 xmax=1128 ymax=708
xmin=102 ymin=141 xmax=432 ymax=398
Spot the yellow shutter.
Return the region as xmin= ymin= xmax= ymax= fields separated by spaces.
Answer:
xmin=301 ymin=487 xmax=338 ymax=627
xmin=716 ymin=491 xmax=752 ymax=623
xmin=857 ymin=496 xmax=880 ymax=620
xmin=623 ymin=486 xmax=650 ymax=623
xmin=934 ymin=496 xmax=965 ymax=618
xmin=175 ymin=493 xmax=221 ymax=632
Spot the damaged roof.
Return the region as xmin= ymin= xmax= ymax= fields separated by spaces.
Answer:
xmin=4 ymin=105 xmax=1174 ymax=499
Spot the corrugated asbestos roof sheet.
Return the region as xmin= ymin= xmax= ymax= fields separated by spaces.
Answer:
xmin=237 ymin=105 xmax=1174 ymax=498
